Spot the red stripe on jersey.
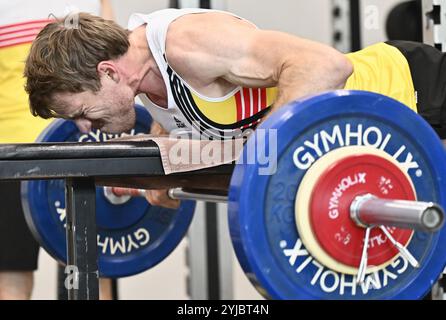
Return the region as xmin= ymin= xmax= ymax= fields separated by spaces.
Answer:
xmin=235 ymin=91 xmax=243 ymax=122
xmin=0 ymin=19 xmax=51 ymax=48
xmin=260 ymin=88 xmax=267 ymax=110
xmin=242 ymin=88 xmax=251 ymax=119
xmin=242 ymin=88 xmax=252 ymax=129
xmin=0 ymin=32 xmax=39 ymax=43
xmin=252 ymin=88 xmax=259 ymax=114
xmin=0 ymin=19 xmax=52 ymax=31
xmin=0 ymin=26 xmax=43 ymax=38
xmin=0 ymin=36 xmax=35 ymax=49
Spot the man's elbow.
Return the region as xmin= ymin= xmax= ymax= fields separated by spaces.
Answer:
xmin=329 ymin=52 xmax=353 ymax=88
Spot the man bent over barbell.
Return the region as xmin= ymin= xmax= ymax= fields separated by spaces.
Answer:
xmin=23 ymin=8 xmax=446 ymax=208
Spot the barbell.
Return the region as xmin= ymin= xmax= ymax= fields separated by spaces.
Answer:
xmin=108 ymin=186 xmax=444 ymax=232
xmin=22 ymin=90 xmax=446 ymax=299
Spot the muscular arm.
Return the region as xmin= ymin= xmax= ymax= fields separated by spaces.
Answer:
xmin=100 ymin=0 xmax=115 ymax=20
xmin=166 ymin=12 xmax=353 ymax=112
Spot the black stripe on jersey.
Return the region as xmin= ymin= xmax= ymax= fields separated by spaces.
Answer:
xmin=168 ymin=68 xmax=218 ymax=138
xmin=168 ymin=67 xmax=227 ymax=138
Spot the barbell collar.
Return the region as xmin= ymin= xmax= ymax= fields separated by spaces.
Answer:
xmin=168 ymin=188 xmax=228 ymax=203
xmin=350 ymin=194 xmax=445 ymax=232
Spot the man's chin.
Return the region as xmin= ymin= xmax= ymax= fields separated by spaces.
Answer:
xmin=107 ymin=124 xmax=136 ymax=135
xmin=100 ymin=116 xmax=136 ymax=134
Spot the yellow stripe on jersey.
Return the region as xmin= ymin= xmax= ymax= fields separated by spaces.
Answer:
xmin=0 ymin=43 xmax=53 ymax=143
xmin=266 ymin=87 xmax=279 ymax=107
xmin=344 ymin=42 xmax=417 ymax=113
xmin=190 ymin=92 xmax=238 ymax=125
xmin=190 ymin=87 xmax=278 ymax=125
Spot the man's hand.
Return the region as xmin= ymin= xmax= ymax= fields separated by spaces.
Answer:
xmin=150 ymin=121 xmax=168 ymax=135
xmin=144 ymin=189 xmax=180 ymax=209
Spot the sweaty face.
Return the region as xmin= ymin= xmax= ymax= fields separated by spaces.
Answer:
xmin=52 ymin=84 xmax=136 ymax=134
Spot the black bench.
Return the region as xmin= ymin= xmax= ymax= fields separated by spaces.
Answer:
xmin=0 ymin=141 xmax=232 ymax=300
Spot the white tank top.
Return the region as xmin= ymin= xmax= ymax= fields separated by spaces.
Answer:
xmin=128 ymin=9 xmax=278 ymax=139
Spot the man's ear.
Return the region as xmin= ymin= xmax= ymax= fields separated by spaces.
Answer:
xmin=97 ymin=61 xmax=119 ymax=83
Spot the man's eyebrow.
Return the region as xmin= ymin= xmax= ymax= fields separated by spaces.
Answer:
xmin=49 ymin=104 xmax=83 ymax=119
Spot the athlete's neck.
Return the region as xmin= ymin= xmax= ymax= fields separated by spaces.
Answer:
xmin=123 ymin=24 xmax=168 ymax=107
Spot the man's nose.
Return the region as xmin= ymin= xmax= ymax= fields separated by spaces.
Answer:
xmin=74 ymin=118 xmax=92 ymax=133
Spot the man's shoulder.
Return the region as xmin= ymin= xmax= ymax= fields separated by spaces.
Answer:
xmin=128 ymin=8 xmax=216 ymax=31
xmin=130 ymin=8 xmax=213 ymax=21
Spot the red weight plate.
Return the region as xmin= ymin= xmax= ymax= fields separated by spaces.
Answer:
xmin=309 ymin=154 xmax=415 ymax=268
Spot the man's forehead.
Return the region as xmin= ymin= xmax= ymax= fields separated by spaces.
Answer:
xmin=52 ymin=92 xmax=88 ymax=108
xmin=53 ymin=92 xmax=81 ymax=104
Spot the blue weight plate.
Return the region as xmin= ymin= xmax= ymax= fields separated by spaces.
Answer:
xmin=22 ymin=105 xmax=196 ymax=278
xmin=228 ymin=90 xmax=446 ymax=299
